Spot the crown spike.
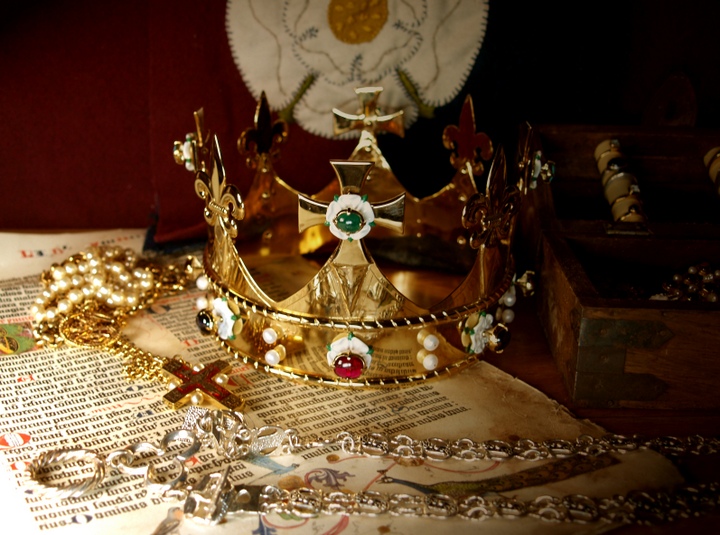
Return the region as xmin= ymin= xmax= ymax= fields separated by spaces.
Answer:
xmin=194 ymin=136 xmax=245 ymax=239
xmin=442 ymin=95 xmax=493 ymax=178
xmin=238 ymin=91 xmax=288 ymax=167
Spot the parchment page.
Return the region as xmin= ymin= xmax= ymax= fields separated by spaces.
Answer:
xmin=0 ymin=232 xmax=682 ymax=534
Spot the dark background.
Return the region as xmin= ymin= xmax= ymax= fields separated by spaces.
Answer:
xmin=1 ymin=0 xmax=718 ymax=242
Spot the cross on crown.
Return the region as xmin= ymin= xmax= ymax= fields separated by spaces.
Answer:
xmin=333 ymin=87 xmax=404 ymax=138
xmin=297 ymin=160 xmax=405 ymax=244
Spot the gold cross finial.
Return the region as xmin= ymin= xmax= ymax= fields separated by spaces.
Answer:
xmin=333 ymin=87 xmax=404 ymax=138
xmin=298 ymin=160 xmax=405 ymax=242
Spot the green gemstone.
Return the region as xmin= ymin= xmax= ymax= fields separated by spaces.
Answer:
xmin=334 ymin=210 xmax=364 ymax=234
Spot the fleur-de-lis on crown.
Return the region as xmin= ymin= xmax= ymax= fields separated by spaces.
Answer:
xmin=442 ymin=95 xmax=493 ymax=177
xmin=237 ymin=91 xmax=288 ymax=169
xmin=195 ymin=136 xmax=245 ymax=239
xmin=461 ymin=147 xmax=520 ymax=249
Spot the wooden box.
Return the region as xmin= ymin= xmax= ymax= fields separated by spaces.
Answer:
xmin=519 ymin=124 xmax=720 ymax=409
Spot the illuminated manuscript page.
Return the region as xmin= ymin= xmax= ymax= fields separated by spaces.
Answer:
xmin=0 ymin=231 xmax=681 ymax=534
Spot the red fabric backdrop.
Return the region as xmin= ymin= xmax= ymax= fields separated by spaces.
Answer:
xmin=1 ymin=0 xmax=355 ymax=242
xmin=3 ymin=1 xmax=719 ymax=242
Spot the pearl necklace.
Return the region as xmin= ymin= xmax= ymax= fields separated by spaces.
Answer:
xmin=29 ymin=245 xmax=244 ymax=410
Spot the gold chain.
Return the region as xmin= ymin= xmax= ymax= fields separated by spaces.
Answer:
xmin=31 ymin=245 xmax=198 ymax=382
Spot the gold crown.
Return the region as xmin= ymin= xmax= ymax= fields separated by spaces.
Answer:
xmin=173 ymin=87 xmax=525 ymax=387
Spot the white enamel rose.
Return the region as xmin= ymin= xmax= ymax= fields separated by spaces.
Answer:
xmin=326 ymin=335 xmax=373 ymax=368
xmin=326 ymin=194 xmax=375 ymax=241
xmin=182 ymin=138 xmax=195 ymax=172
xmin=467 ymin=313 xmax=493 ymax=354
xmin=227 ymin=0 xmax=489 ymax=137
xmin=212 ymin=297 xmax=240 ymax=340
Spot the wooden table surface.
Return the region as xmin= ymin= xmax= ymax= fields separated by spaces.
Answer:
xmin=482 ymin=295 xmax=720 ymax=533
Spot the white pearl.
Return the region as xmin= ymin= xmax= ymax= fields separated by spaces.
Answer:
xmin=501 ymin=308 xmax=515 ymax=324
xmin=63 ymin=262 xmax=78 ymax=276
xmin=265 ymin=344 xmax=286 ymax=365
xmin=90 ymin=275 xmax=104 ymax=288
xmin=139 ymin=279 xmax=153 ymax=290
xmin=96 ymin=286 xmax=110 ymax=297
xmin=77 ymin=261 xmax=89 ymax=273
xmin=67 ymin=289 xmax=83 ymax=303
xmin=109 ymin=262 xmax=124 ymax=274
xmin=56 ymin=278 xmax=70 ymax=291
xmin=125 ymin=292 xmax=139 ymax=307
xmin=51 ymin=267 xmax=65 ymax=281
xmin=503 ymin=292 xmax=517 ymax=307
xmin=167 ymin=380 xmax=179 ymax=390
xmin=81 ymin=285 xmax=94 ymax=297
xmin=422 ymin=354 xmax=439 ymax=371
xmin=265 ymin=349 xmax=281 ymax=365
xmin=30 ymin=303 xmax=44 ymax=316
xmin=262 ymin=328 xmax=278 ymax=345
xmin=56 ymin=299 xmax=72 ymax=313
xmin=423 ymin=334 xmax=440 ymax=351
xmin=192 ymin=363 xmax=205 ymax=372
xmin=196 ymin=275 xmax=209 ymax=291
xmin=190 ymin=392 xmax=204 ymax=405
xmin=71 ymin=274 xmax=83 ymax=287
xmin=44 ymin=307 xmax=57 ymax=320
xmin=196 ymin=296 xmax=208 ymax=310
xmin=109 ymin=291 xmax=126 ymax=306
xmin=214 ymin=373 xmax=228 ymax=385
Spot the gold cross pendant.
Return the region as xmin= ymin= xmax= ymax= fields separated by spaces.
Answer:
xmin=162 ymin=358 xmax=245 ymax=411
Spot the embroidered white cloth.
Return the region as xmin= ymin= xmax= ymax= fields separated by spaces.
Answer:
xmin=226 ymin=0 xmax=489 ymax=137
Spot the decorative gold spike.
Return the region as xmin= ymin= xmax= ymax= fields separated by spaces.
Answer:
xmin=194 ymin=137 xmax=245 ymax=239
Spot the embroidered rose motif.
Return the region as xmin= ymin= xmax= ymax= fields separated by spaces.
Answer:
xmin=227 ymin=0 xmax=489 ymax=137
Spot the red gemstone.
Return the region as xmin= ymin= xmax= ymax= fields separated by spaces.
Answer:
xmin=333 ymin=354 xmax=365 ymax=379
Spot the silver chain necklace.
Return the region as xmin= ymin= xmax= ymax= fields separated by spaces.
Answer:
xmin=24 ymin=408 xmax=720 ymax=530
